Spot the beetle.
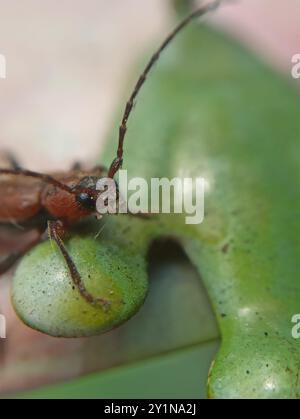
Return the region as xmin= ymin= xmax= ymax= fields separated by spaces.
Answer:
xmin=0 ymin=1 xmax=222 ymax=310
xmin=3 ymin=0 xmax=300 ymax=398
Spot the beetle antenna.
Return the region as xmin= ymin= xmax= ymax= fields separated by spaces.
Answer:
xmin=0 ymin=168 xmax=75 ymax=194
xmin=108 ymin=0 xmax=222 ymax=178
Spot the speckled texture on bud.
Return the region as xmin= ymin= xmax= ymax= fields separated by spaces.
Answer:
xmin=12 ymin=220 xmax=149 ymax=338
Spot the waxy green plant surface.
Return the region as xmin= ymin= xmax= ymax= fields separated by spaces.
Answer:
xmin=12 ymin=24 xmax=300 ymax=398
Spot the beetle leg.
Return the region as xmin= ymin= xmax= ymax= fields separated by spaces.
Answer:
xmin=0 ymin=229 xmax=46 ymax=275
xmin=0 ymin=253 xmax=23 ymax=275
xmin=71 ymin=161 xmax=82 ymax=171
xmin=6 ymin=152 xmax=22 ymax=170
xmin=48 ymin=220 xmax=111 ymax=311
xmin=0 ymin=151 xmax=22 ymax=170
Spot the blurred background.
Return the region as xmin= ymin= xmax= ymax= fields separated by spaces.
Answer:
xmin=0 ymin=0 xmax=299 ymax=398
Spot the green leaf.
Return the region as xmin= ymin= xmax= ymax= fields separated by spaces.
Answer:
xmin=12 ymin=22 xmax=300 ymax=398
xmin=104 ymin=24 xmax=300 ymax=398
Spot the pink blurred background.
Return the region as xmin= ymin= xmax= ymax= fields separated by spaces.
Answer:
xmin=0 ymin=0 xmax=299 ymax=393
xmin=0 ymin=0 xmax=299 ymax=172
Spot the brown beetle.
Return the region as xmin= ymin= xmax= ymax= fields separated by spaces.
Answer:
xmin=0 ymin=1 xmax=221 ymax=309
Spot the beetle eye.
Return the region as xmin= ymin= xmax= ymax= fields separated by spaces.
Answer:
xmin=76 ymin=192 xmax=96 ymax=210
